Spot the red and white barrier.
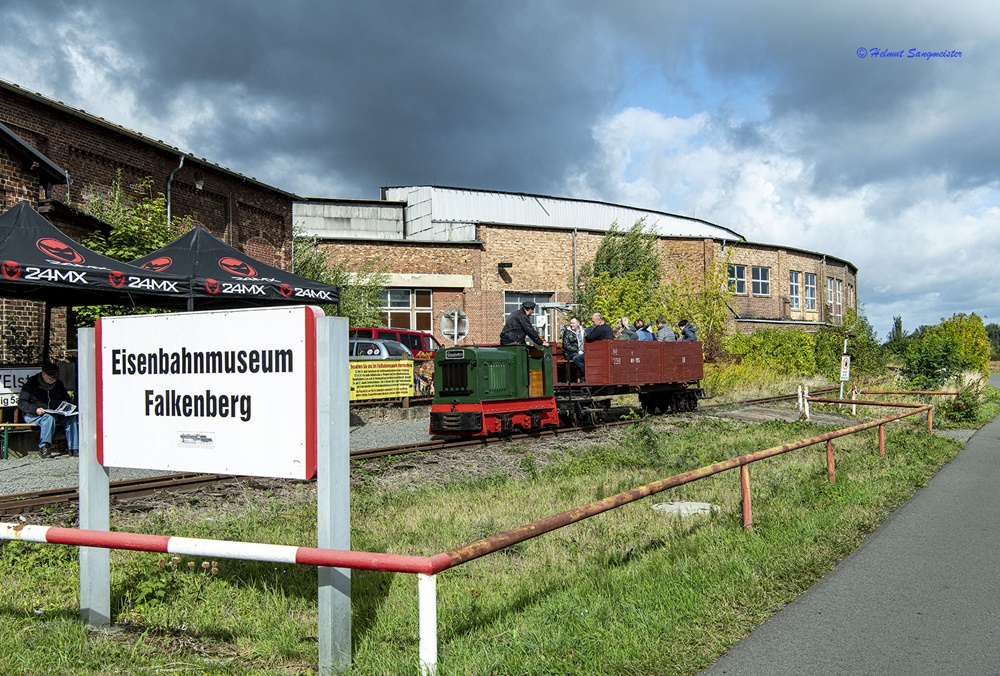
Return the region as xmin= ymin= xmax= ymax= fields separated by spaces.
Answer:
xmin=0 ymin=522 xmax=451 ymax=574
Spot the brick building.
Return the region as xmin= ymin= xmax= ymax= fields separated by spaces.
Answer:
xmin=296 ymin=186 xmax=858 ymax=346
xmin=0 ymin=79 xmax=300 ymax=359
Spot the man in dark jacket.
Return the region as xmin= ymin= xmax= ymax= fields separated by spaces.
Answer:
xmin=500 ymin=301 xmax=545 ymax=346
xmin=19 ymin=363 xmax=78 ymax=459
xmin=572 ymin=313 xmax=614 ymax=378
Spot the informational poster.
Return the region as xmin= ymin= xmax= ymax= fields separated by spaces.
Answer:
xmin=349 ymin=361 xmax=414 ymax=400
xmin=96 ymin=306 xmax=321 ymax=479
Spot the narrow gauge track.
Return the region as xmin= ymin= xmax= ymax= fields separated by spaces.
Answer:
xmin=0 ymin=387 xmax=838 ymax=517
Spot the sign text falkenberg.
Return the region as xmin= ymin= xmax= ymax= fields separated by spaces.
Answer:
xmin=110 ymin=346 xmax=295 ymax=423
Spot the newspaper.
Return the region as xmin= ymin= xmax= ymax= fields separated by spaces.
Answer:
xmin=43 ymin=401 xmax=78 ymax=416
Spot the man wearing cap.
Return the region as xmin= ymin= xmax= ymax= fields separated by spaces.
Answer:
xmin=500 ymin=301 xmax=546 ymax=346
xmin=18 ymin=363 xmax=79 ymax=459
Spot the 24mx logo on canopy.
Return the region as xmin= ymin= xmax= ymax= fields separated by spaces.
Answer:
xmin=140 ymin=257 xmax=173 ymax=273
xmin=218 ymin=257 xmax=257 ymax=277
xmin=2 ymin=260 xmax=22 ymax=280
xmin=36 ymin=238 xmax=85 ymax=264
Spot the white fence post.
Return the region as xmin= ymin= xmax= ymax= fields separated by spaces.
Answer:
xmin=852 ymin=387 xmax=857 ymax=416
xmin=804 ymin=386 xmax=811 ymax=421
xmin=419 ymin=573 xmax=438 ymax=675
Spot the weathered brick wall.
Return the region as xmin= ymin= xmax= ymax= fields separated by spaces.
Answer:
xmin=721 ymin=242 xmax=857 ymax=331
xmin=0 ymin=82 xmax=301 ymax=360
xmin=0 ymin=84 xmax=294 ymax=263
xmin=0 ymin=142 xmax=65 ymax=361
xmin=318 ymin=239 xmax=482 ymax=344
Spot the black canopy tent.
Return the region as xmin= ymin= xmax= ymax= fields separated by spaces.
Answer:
xmin=130 ymin=226 xmax=340 ymax=312
xmin=0 ymin=202 xmax=191 ymax=358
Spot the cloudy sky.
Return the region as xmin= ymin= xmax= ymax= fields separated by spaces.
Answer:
xmin=1 ymin=0 xmax=996 ymax=337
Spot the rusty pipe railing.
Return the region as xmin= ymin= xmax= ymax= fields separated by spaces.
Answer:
xmin=437 ymin=401 xmax=932 ymax=567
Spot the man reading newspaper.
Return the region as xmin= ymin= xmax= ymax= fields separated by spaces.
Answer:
xmin=18 ymin=363 xmax=79 ymax=459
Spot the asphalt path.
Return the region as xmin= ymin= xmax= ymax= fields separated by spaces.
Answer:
xmin=699 ymin=374 xmax=1000 ymax=676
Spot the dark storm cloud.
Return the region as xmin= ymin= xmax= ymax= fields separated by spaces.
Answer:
xmin=598 ymin=1 xmax=998 ymax=195
xmin=1 ymin=1 xmax=624 ymax=197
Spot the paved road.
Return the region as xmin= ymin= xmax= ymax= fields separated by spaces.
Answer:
xmin=699 ymin=375 xmax=1000 ymax=675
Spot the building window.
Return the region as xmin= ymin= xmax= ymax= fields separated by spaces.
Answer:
xmin=380 ymin=288 xmax=433 ymax=331
xmin=827 ymin=277 xmax=836 ymax=319
xmin=789 ymin=271 xmax=800 ymax=310
xmin=847 ymin=283 xmax=855 ymax=311
xmin=751 ymin=266 xmax=770 ymax=296
xmin=504 ymin=292 xmax=552 ymax=340
xmin=728 ymin=265 xmax=747 ymax=294
xmin=836 ymin=279 xmax=843 ymax=324
xmin=804 ymin=273 xmax=817 ymax=311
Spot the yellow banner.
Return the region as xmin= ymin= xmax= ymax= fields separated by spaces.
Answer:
xmin=349 ymin=360 xmax=415 ymax=401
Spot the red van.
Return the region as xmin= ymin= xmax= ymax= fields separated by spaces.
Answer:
xmin=348 ymin=328 xmax=442 ymax=360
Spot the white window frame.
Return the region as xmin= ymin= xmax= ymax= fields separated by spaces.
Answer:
xmin=789 ymin=271 xmax=800 ymax=310
xmin=835 ymin=279 xmax=843 ymax=324
xmin=728 ymin=265 xmax=747 ymax=295
xmin=751 ymin=266 xmax=770 ymax=296
xmin=380 ymin=288 xmax=434 ymax=332
xmin=804 ymin=273 xmax=817 ymax=311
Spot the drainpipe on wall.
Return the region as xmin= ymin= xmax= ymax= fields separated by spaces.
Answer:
xmin=166 ymin=155 xmax=184 ymax=227
xmin=572 ymin=228 xmax=578 ymax=301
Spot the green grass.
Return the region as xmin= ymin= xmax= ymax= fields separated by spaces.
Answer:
xmin=0 ymin=413 xmax=975 ymax=675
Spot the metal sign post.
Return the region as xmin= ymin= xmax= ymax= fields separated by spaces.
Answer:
xmin=78 ymin=327 xmax=110 ymax=626
xmin=316 ymin=316 xmax=352 ymax=672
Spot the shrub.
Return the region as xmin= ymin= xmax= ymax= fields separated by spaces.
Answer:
xmin=723 ymin=329 xmax=816 ymax=375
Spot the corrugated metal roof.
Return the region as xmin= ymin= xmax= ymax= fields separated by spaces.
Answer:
xmin=383 ymin=185 xmax=745 ymax=240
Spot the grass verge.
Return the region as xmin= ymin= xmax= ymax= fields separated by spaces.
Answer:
xmin=0 ymin=412 xmax=978 ymax=675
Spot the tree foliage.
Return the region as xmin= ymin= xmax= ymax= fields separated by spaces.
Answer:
xmin=82 ymin=174 xmax=189 ymax=261
xmin=814 ymin=307 xmax=886 ymax=381
xmin=661 ymin=259 xmax=733 ymax=362
xmin=884 ymin=314 xmax=908 ymax=357
xmin=292 ymin=233 xmax=388 ymax=327
xmin=983 ymin=322 xmax=1000 ymax=361
xmin=73 ymin=173 xmax=193 ymax=328
xmin=901 ymin=313 xmax=990 ymax=388
xmin=580 ymin=219 xmax=662 ymax=284
xmin=575 ymin=219 xmax=734 ymax=360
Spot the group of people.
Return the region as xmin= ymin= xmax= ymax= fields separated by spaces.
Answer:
xmin=498 ymin=301 xmax=697 ymax=383
xmin=562 ymin=314 xmax=697 ymax=379
xmin=610 ymin=316 xmax=697 ymax=343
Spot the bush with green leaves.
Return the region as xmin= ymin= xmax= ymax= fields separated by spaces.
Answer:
xmin=901 ymin=313 xmax=990 ymax=389
xmin=723 ymin=328 xmax=817 ymax=375
xmin=814 ymin=307 xmax=886 ymax=381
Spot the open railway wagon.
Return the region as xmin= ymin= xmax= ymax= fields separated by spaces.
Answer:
xmin=429 ymin=341 xmax=704 ymax=437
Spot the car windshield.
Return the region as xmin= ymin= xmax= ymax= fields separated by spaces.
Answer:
xmin=384 ymin=342 xmax=410 ymax=357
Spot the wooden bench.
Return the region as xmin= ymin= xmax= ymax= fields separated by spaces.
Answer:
xmin=0 ymin=422 xmax=39 ymax=459
xmin=0 ymin=406 xmax=38 ymax=459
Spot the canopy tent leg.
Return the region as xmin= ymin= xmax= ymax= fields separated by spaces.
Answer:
xmin=43 ymin=301 xmax=51 ymax=363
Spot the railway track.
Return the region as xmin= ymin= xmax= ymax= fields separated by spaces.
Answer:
xmin=0 ymin=388 xmax=835 ymax=517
